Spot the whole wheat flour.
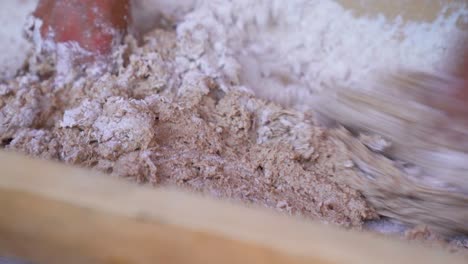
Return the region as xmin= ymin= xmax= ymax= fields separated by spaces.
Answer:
xmin=1 ymin=28 xmax=377 ymax=228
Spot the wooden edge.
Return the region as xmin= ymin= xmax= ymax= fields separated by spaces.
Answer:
xmin=0 ymin=150 xmax=465 ymax=264
xmin=336 ymin=0 xmax=466 ymax=25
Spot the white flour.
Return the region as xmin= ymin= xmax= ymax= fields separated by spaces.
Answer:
xmin=2 ymin=0 xmax=467 ymax=103
xmin=0 ymin=0 xmax=37 ymax=80
xmin=176 ymin=0 xmax=467 ymax=108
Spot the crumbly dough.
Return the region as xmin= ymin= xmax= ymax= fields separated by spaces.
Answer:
xmin=0 ymin=28 xmax=377 ymax=228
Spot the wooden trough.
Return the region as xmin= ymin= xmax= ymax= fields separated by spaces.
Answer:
xmin=0 ymin=151 xmax=466 ymax=264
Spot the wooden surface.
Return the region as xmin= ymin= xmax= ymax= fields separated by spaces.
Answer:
xmin=337 ymin=0 xmax=467 ymax=28
xmin=0 ymin=151 xmax=466 ymax=264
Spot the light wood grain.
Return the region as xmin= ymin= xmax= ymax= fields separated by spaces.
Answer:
xmin=0 ymin=151 xmax=465 ymax=264
xmin=336 ymin=0 xmax=466 ymax=27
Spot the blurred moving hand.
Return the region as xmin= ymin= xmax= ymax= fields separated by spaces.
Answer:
xmin=33 ymin=0 xmax=131 ymax=59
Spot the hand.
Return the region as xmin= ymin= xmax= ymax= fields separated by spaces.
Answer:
xmin=33 ymin=0 xmax=131 ymax=58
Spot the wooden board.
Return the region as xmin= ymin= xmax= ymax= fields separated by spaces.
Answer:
xmin=0 ymin=150 xmax=466 ymax=264
xmin=337 ymin=0 xmax=467 ymax=27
